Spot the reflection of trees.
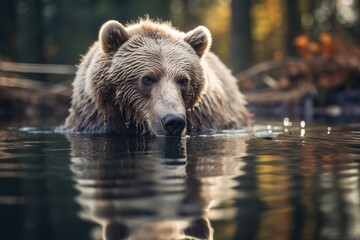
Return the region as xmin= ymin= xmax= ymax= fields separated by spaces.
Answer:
xmin=0 ymin=131 xmax=22 ymax=159
xmin=251 ymin=132 xmax=360 ymax=240
xmin=301 ymin=138 xmax=360 ymax=239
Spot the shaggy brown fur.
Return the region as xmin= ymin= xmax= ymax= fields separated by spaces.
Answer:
xmin=62 ymin=18 xmax=251 ymax=135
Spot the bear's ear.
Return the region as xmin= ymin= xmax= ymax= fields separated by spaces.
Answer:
xmin=184 ymin=26 xmax=212 ymax=58
xmin=99 ymin=20 xmax=128 ymax=54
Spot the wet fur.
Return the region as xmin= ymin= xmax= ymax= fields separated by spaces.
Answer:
xmin=63 ymin=19 xmax=251 ymax=135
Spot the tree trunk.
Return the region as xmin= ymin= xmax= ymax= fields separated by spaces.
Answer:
xmin=286 ymin=0 xmax=302 ymax=56
xmin=231 ymin=0 xmax=253 ymax=73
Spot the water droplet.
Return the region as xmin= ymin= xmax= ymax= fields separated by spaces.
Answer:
xmin=301 ymin=128 xmax=306 ymax=137
xmin=283 ymin=118 xmax=290 ymax=127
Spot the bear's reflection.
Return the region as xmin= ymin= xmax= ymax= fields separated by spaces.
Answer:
xmin=68 ymin=134 xmax=247 ymax=240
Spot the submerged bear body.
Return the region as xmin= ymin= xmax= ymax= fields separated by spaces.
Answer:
xmin=63 ymin=19 xmax=251 ymax=136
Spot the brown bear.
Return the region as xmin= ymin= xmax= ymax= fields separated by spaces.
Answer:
xmin=62 ymin=18 xmax=251 ymax=136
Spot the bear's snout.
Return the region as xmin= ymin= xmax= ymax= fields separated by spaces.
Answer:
xmin=161 ymin=114 xmax=186 ymax=136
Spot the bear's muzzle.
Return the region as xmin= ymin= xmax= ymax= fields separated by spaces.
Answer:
xmin=161 ymin=114 xmax=186 ymax=136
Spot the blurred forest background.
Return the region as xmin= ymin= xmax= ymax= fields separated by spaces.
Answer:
xmin=0 ymin=0 xmax=359 ymax=122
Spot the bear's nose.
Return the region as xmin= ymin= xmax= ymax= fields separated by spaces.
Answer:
xmin=161 ymin=114 xmax=186 ymax=136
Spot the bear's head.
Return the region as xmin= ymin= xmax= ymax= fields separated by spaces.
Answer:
xmin=89 ymin=19 xmax=211 ymax=136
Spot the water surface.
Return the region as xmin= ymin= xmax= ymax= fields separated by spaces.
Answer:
xmin=1 ymin=122 xmax=360 ymax=240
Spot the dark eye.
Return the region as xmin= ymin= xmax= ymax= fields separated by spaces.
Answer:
xmin=178 ymin=78 xmax=189 ymax=87
xmin=142 ymin=76 xmax=156 ymax=86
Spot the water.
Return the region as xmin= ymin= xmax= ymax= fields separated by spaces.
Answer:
xmin=1 ymin=122 xmax=360 ymax=240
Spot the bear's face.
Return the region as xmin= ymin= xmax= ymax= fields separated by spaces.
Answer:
xmin=91 ymin=20 xmax=211 ymax=136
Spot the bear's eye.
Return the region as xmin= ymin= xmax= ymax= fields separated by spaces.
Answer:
xmin=178 ymin=78 xmax=189 ymax=87
xmin=142 ymin=76 xmax=156 ymax=86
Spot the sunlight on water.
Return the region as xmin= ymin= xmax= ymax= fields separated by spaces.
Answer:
xmin=327 ymin=126 xmax=332 ymax=134
xmin=1 ymin=121 xmax=360 ymax=240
